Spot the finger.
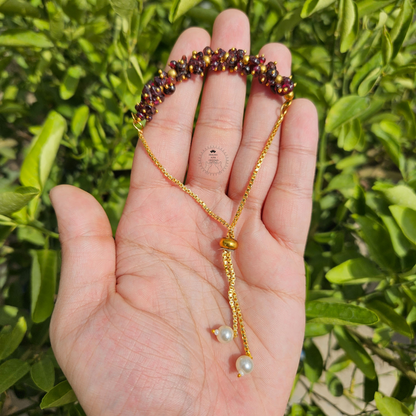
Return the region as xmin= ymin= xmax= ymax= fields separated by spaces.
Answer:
xmin=228 ymin=43 xmax=291 ymax=211
xmin=130 ymin=27 xmax=210 ymax=190
xmin=185 ymin=9 xmax=250 ymax=195
xmin=263 ymin=98 xmax=319 ymax=256
xmin=49 ymin=185 xmax=116 ymax=335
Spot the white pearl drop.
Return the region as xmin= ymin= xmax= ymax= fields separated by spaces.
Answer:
xmin=236 ymin=355 xmax=254 ymax=375
xmin=215 ymin=325 xmax=233 ymax=343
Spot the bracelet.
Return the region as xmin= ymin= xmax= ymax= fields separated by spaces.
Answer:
xmin=132 ymin=47 xmax=295 ymax=378
xmin=133 ymin=46 xmax=295 ymax=124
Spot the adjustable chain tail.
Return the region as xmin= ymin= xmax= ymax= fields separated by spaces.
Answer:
xmin=222 ymin=247 xmax=252 ymax=359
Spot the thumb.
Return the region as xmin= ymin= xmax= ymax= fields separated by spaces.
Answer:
xmin=49 ymin=185 xmax=116 ymax=334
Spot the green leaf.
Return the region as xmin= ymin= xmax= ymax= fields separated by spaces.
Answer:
xmin=301 ymin=0 xmax=336 ymax=18
xmin=71 ymin=105 xmax=90 ymax=138
xmin=326 ymin=257 xmax=383 ymax=285
xmin=333 ymin=326 xmax=376 ymax=379
xmin=88 ymin=114 xmax=107 ymax=151
xmin=31 ymin=250 xmax=58 ymax=324
xmin=374 ymin=184 xmax=416 ymax=211
xmin=375 ymin=392 xmax=412 ymax=416
xmin=364 ymin=376 xmax=379 ymax=403
xmin=169 ymin=0 xmax=203 ymax=22
xmin=40 ymin=380 xmax=77 ymax=409
xmin=0 ymin=29 xmax=53 ymax=48
xmin=0 ymin=317 xmax=27 ymax=360
xmin=357 ymin=0 xmax=394 ymax=17
xmin=365 ymin=299 xmax=413 ymax=339
xmin=306 ymin=301 xmax=379 ymax=325
xmin=390 ymin=205 xmax=416 ymax=245
xmin=328 ymin=355 xmax=351 ymax=373
xmin=110 ymin=0 xmax=136 ymax=18
xmin=305 ymin=323 xmax=332 ymax=337
xmin=371 ymin=122 xmax=405 ymax=174
xmin=326 ymin=372 xmax=343 ymax=397
xmin=380 ymin=215 xmax=412 ymax=258
xmin=337 ymin=118 xmax=362 ymax=151
xmin=392 ymin=374 xmax=414 ymax=401
xmin=60 ymin=66 xmax=83 ymax=100
xmin=353 ymin=215 xmax=399 ymax=271
xmin=291 ymin=403 xmax=306 ymax=416
xmin=325 ymin=95 xmax=368 ymax=132
xmin=339 ymin=0 xmax=358 ymax=53
xmin=357 ymin=66 xmax=381 ymax=96
xmin=390 ymin=0 xmax=414 ymax=59
xmin=382 ymin=26 xmax=393 ymax=65
xmin=0 ymin=359 xmax=30 ymax=394
xmin=0 ymin=187 xmax=39 ymax=216
xmin=0 ymin=0 xmax=40 ymax=17
xmin=31 ymin=357 xmax=55 ymax=392
xmin=20 ymin=111 xmax=66 ymax=190
xmin=303 ymin=339 xmax=323 ymax=383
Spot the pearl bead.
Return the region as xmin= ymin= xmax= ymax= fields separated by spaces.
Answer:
xmin=236 ymin=355 xmax=254 ymax=376
xmin=213 ymin=325 xmax=234 ymax=343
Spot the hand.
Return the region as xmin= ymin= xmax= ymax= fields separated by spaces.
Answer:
xmin=50 ymin=9 xmax=318 ymax=416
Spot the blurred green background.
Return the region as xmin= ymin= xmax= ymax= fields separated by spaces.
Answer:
xmin=1 ymin=0 xmax=416 ymax=414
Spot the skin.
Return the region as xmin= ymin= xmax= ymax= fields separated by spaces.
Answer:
xmin=49 ymin=9 xmax=319 ymax=416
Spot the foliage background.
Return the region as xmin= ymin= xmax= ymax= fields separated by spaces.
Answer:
xmin=0 ymin=0 xmax=416 ymax=414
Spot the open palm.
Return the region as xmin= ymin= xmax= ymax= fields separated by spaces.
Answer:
xmin=49 ymin=9 xmax=318 ymax=416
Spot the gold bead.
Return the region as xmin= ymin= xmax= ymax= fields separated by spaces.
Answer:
xmin=285 ymin=91 xmax=294 ymax=100
xmin=275 ymin=74 xmax=283 ymax=84
xmin=167 ymin=69 xmax=177 ymax=79
xmin=219 ymin=238 xmax=238 ymax=250
xmin=192 ymin=50 xmax=197 ymax=55
xmin=203 ymin=55 xmax=211 ymax=66
xmin=260 ymin=65 xmax=267 ymax=73
xmin=189 ymin=65 xmax=194 ymax=73
xmin=283 ymin=87 xmax=288 ymax=93
xmin=243 ymin=55 xmax=250 ymax=65
xmin=223 ymin=52 xmax=229 ymax=61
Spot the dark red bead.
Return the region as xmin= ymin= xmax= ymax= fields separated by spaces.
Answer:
xmin=141 ymin=84 xmax=152 ymax=103
xmin=266 ymin=62 xmax=276 ymax=71
xmin=226 ymin=52 xmax=238 ymax=68
xmin=164 ymin=84 xmax=175 ymax=95
xmin=218 ymin=62 xmax=226 ymax=71
xmin=136 ymin=112 xmax=145 ymax=120
xmin=217 ymin=48 xmax=226 ymax=59
xmin=203 ymin=46 xmax=212 ymax=56
xmin=252 ymin=65 xmax=261 ymax=76
xmin=281 ymin=77 xmax=294 ymax=93
xmin=258 ymin=74 xmax=267 ymax=84
xmin=259 ymin=56 xmax=266 ymax=64
xmin=249 ymin=56 xmax=260 ymax=66
xmin=169 ymin=60 xmax=177 ymax=69
xmin=236 ymin=61 xmax=243 ymax=71
xmin=271 ymin=83 xmax=282 ymax=94
xmin=236 ymin=49 xmax=245 ymax=60
xmin=242 ymin=65 xmax=251 ymax=75
xmin=210 ymin=61 xmax=219 ymax=71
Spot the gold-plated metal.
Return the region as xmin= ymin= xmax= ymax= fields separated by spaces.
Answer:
xmin=203 ymin=55 xmax=211 ymax=66
xmin=167 ymin=69 xmax=177 ymax=79
xmin=219 ymin=237 xmax=238 ymax=250
xmin=243 ymin=55 xmax=250 ymax=64
xmin=260 ymin=64 xmax=267 ymax=73
xmin=134 ymin=98 xmax=293 ymax=372
xmin=275 ymin=74 xmax=283 ymax=84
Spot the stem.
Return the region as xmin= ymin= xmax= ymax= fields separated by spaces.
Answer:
xmin=348 ymin=327 xmax=416 ymax=384
xmin=22 ymin=221 xmax=60 ymax=239
xmin=313 ymin=127 xmax=328 ymax=200
xmin=6 ymin=403 xmax=38 ymax=416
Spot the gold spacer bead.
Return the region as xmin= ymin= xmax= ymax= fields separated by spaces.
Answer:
xmin=180 ymin=59 xmax=184 ymax=64
xmin=182 ymin=75 xmax=186 ymax=80
xmin=278 ymin=88 xmax=282 ymax=93
xmin=294 ymin=82 xmax=297 ymax=87
xmin=283 ymin=87 xmax=288 ymax=93
xmin=189 ymin=65 xmax=194 ymax=73
xmin=203 ymin=55 xmax=211 ymax=66
xmin=223 ymin=52 xmax=229 ymax=61
xmin=243 ymin=55 xmax=250 ymax=65
xmin=275 ymin=74 xmax=283 ymax=84
xmin=219 ymin=238 xmax=238 ymax=250
xmin=158 ymin=69 xmax=162 ymax=74
xmin=289 ymin=75 xmax=293 ymax=79
xmin=192 ymin=50 xmax=197 ymax=55
xmin=167 ymin=68 xmax=177 ymax=79
xmin=200 ymin=72 xmax=204 ymax=77
xmin=285 ymin=91 xmax=294 ymax=100
xmin=260 ymin=65 xmax=267 ymax=73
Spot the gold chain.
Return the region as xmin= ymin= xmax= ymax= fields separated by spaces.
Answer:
xmin=134 ymin=99 xmax=292 ymax=363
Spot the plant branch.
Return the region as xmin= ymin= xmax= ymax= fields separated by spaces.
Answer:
xmin=348 ymin=327 xmax=416 ymax=384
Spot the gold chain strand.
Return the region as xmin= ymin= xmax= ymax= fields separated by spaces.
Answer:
xmin=230 ymin=99 xmax=292 ymax=229
xmin=133 ymin=97 xmax=292 ymax=375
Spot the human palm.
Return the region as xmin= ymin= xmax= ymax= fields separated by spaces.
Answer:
xmin=49 ymin=9 xmax=318 ymax=416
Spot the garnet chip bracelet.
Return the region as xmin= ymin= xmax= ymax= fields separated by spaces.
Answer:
xmin=132 ymin=46 xmax=295 ymax=125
